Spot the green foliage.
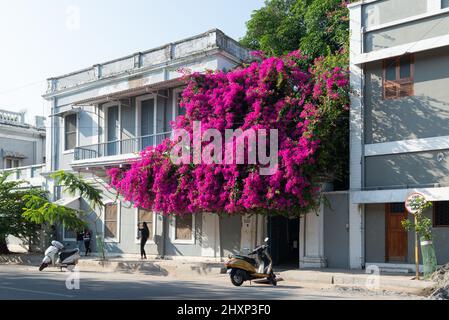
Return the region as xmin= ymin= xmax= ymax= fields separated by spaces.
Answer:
xmin=0 ymin=170 xmax=105 ymax=254
xmin=401 ymin=196 xmax=434 ymax=241
xmin=50 ymin=170 xmax=107 ymax=260
xmin=0 ymin=173 xmax=43 ymax=253
xmin=22 ymin=195 xmax=86 ymax=232
xmin=51 ymin=171 xmax=104 ymax=210
xmin=311 ymin=47 xmax=349 ymax=186
xmin=241 ymin=0 xmax=351 ymax=58
xmin=241 ymin=0 xmax=307 ymax=56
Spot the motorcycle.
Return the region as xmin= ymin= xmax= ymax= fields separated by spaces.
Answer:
xmin=225 ymin=237 xmax=277 ymax=287
xmin=39 ymin=240 xmax=81 ymax=271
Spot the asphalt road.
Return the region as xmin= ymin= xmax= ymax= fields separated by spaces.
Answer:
xmin=0 ymin=265 xmax=422 ymax=300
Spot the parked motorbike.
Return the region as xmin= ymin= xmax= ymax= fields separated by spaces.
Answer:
xmin=225 ymin=237 xmax=277 ymax=287
xmin=39 ymin=240 xmax=81 ymax=271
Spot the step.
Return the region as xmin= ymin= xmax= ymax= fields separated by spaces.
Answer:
xmin=366 ymin=263 xmax=421 ymax=274
xmin=379 ymin=268 xmax=412 ymax=274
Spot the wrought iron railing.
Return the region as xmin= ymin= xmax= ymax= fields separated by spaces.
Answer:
xmin=74 ymin=132 xmax=172 ymax=161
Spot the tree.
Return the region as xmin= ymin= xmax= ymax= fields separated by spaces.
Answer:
xmin=240 ymin=0 xmax=351 ymax=58
xmin=0 ymin=170 xmax=104 ymax=255
xmin=402 ymin=196 xmax=438 ymax=278
xmin=49 ymin=170 xmax=106 ymax=259
xmin=0 ymin=174 xmax=43 ymax=254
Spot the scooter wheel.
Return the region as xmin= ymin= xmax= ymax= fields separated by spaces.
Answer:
xmin=230 ymin=269 xmax=246 ymax=287
xmin=39 ymin=263 xmax=48 ymax=272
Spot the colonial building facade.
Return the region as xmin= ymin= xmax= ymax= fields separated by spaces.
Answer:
xmin=349 ymin=0 xmax=449 ymax=271
xmin=42 ymin=29 xmax=268 ymax=259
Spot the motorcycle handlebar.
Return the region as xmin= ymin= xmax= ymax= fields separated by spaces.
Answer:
xmin=249 ymin=244 xmax=268 ymax=255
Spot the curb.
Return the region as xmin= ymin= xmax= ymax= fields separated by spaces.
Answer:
xmin=0 ymin=254 xmax=42 ymax=266
xmin=76 ymin=259 xmax=226 ymax=277
xmin=280 ymin=270 xmax=435 ymax=295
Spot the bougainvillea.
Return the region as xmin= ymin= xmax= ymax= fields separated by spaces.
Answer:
xmin=107 ymin=50 xmax=349 ymax=217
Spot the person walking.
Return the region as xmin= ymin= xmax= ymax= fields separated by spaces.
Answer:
xmin=138 ymin=222 xmax=149 ymax=259
xmin=76 ymin=230 xmax=84 ymax=252
xmin=83 ymin=228 xmax=92 ymax=256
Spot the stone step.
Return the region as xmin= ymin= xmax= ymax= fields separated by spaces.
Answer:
xmin=379 ymin=268 xmax=412 ymax=274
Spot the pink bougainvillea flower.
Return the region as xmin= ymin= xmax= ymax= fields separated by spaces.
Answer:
xmin=107 ymin=50 xmax=349 ymax=217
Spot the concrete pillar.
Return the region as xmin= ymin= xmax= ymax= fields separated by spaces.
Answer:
xmin=240 ymin=214 xmax=257 ymax=253
xmin=299 ymin=202 xmax=327 ymax=268
xmin=201 ymin=213 xmax=221 ymax=258
xmin=348 ymin=2 xmax=365 ymax=270
xmin=349 ymin=200 xmax=364 ymax=269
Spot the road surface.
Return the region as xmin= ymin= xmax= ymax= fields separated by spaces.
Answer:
xmin=0 ymin=264 xmax=423 ymax=300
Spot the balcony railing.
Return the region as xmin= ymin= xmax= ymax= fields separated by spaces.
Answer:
xmin=74 ymin=132 xmax=172 ymax=161
xmin=0 ymin=164 xmax=46 ymax=181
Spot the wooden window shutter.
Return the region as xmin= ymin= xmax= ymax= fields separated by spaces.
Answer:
xmin=382 ymin=54 xmax=414 ymax=100
xmin=175 ymin=215 xmax=193 ymax=240
xmin=399 ymin=82 xmax=413 ymax=98
xmin=384 ymin=81 xmax=399 ymax=99
xmin=105 ymin=203 xmax=118 ymax=239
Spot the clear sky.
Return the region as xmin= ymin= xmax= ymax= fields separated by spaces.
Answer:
xmin=0 ymin=0 xmax=264 ymax=124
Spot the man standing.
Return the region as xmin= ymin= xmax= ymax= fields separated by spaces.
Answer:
xmin=83 ymin=229 xmax=92 ymax=256
xmin=76 ymin=230 xmax=84 ymax=252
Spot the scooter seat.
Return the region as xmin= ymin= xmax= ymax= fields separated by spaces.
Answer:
xmin=234 ymin=255 xmax=256 ymax=266
xmin=59 ymin=249 xmax=79 ymax=262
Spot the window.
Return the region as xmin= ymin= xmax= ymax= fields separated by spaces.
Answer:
xmin=63 ymin=226 xmax=76 ymax=241
xmin=176 ymin=91 xmax=186 ymax=116
xmin=138 ymin=94 xmax=172 ymax=150
xmin=4 ymin=157 xmax=20 ymax=169
xmin=383 ymin=55 xmax=414 ymax=100
xmin=104 ymin=203 xmax=119 ymax=241
xmin=433 ymin=201 xmax=449 ymax=227
xmin=443 ymin=0 xmax=449 ymax=9
xmin=137 ymin=208 xmax=153 ymax=240
xmin=173 ymin=215 xmax=194 ymax=243
xmin=64 ymin=114 xmax=77 ymax=151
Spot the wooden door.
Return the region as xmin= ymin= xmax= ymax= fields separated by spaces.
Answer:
xmin=386 ymin=203 xmax=408 ymax=262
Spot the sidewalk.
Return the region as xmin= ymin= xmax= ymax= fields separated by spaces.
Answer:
xmin=280 ymin=268 xmax=435 ymax=295
xmin=77 ymin=255 xmax=226 ymax=278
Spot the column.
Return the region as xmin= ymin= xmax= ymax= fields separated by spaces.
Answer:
xmin=201 ymin=213 xmax=221 ymax=258
xmin=299 ymin=203 xmax=327 ymax=268
xmin=349 ymin=3 xmax=365 ymax=269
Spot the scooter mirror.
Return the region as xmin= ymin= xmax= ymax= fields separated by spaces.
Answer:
xmin=264 ymin=237 xmax=269 ymax=243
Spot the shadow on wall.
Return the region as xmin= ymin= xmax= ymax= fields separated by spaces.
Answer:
xmin=366 ymin=69 xmax=449 ymax=144
xmin=363 ymin=61 xmax=449 ymax=189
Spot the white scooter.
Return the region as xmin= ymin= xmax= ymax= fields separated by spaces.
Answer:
xmin=39 ymin=240 xmax=81 ymax=271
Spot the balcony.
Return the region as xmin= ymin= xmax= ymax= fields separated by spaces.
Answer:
xmin=73 ymin=132 xmax=172 ymax=162
xmin=0 ymin=164 xmax=47 ymax=187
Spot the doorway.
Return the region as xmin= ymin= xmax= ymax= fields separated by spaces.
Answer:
xmin=386 ymin=203 xmax=408 ymax=262
xmin=268 ymin=216 xmax=299 ymax=266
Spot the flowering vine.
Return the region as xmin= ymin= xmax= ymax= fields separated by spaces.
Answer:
xmin=107 ymin=50 xmax=349 ymax=217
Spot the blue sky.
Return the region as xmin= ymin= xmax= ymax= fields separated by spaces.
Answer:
xmin=0 ymin=0 xmax=264 ymax=123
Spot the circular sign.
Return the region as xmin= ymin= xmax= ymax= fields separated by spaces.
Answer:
xmin=405 ymin=192 xmax=426 ymax=214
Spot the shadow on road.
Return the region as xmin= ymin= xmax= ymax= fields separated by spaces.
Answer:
xmin=0 ymin=267 xmax=307 ymax=300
